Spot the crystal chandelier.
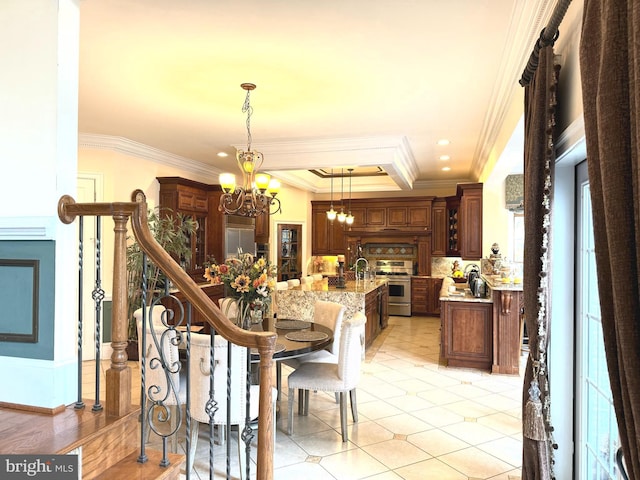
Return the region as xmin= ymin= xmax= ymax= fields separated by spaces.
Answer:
xmin=218 ymin=83 xmax=281 ymax=217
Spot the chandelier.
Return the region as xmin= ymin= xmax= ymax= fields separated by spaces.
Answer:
xmin=218 ymin=83 xmax=281 ymax=217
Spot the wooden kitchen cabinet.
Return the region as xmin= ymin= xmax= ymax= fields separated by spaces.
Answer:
xmin=254 ymin=209 xmax=270 ymax=244
xmin=411 ymin=277 xmax=428 ymax=315
xmin=412 ymin=277 xmax=443 ymax=316
xmin=311 ymin=207 xmax=346 ymax=255
xmin=431 ymin=198 xmax=447 ymax=257
xmin=440 ymin=300 xmax=492 ymax=370
xmin=162 ymin=283 xmax=224 ymax=331
xmin=458 ymin=183 xmax=483 ymax=259
xmin=431 ymin=183 xmax=483 ymax=259
xmin=446 ymin=195 xmax=460 ymax=256
xmin=365 ymin=287 xmax=382 ymax=347
xmin=426 ymin=277 xmax=443 ymax=316
xmin=157 ymin=177 xmax=219 ymax=281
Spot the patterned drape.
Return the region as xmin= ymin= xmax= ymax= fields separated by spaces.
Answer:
xmin=521 ymin=45 xmax=560 ymax=480
xmin=580 ymin=1 xmax=640 ymax=477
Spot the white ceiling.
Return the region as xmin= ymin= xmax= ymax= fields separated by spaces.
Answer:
xmin=78 ymin=0 xmax=551 ymax=194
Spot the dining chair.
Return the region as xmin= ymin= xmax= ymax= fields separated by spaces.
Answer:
xmin=218 ymin=297 xmax=239 ymax=322
xmin=300 ymin=275 xmax=314 ymax=285
xmin=286 ymin=278 xmax=300 ymax=288
xmin=311 ymin=273 xmax=324 ymax=282
xmin=134 ymin=305 xmax=185 ymax=453
xmin=275 ymin=281 xmax=289 ymax=290
xmin=187 ymin=332 xmax=277 ymax=475
xmin=286 ymin=311 xmax=367 ymax=442
xmin=277 ymin=300 xmax=346 ymax=400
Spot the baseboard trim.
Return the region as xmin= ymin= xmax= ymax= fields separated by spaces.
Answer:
xmin=0 ymin=401 xmax=66 ymax=415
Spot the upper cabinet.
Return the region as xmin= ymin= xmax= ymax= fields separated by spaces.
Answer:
xmin=311 ymin=207 xmax=346 ymax=255
xmin=311 ymin=197 xmax=433 ymax=256
xmin=458 ymin=183 xmax=483 ymax=260
xmin=157 ymin=177 xmax=220 ymax=281
xmin=432 ymin=183 xmax=483 ymax=260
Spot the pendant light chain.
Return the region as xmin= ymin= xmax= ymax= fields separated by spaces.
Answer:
xmin=242 ymin=88 xmax=253 ymax=151
xmin=327 ymin=168 xmax=337 ymax=221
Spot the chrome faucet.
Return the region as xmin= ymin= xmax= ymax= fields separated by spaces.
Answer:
xmin=355 ymin=257 xmax=369 ymax=286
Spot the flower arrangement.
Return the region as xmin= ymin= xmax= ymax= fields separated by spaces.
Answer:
xmin=204 ymin=252 xmax=277 ymax=326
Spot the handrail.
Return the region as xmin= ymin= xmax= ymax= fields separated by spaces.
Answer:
xmin=58 ymin=190 xmax=277 ymax=479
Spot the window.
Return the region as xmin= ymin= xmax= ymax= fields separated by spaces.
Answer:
xmin=575 ymin=160 xmax=620 ymax=479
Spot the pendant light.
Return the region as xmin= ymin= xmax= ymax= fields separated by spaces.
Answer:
xmin=345 ymin=168 xmax=354 ymax=225
xmin=337 ymin=168 xmax=347 ymax=223
xmin=326 ymin=168 xmax=337 ymax=221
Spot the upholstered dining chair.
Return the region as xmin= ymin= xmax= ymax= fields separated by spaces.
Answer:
xmin=276 ymin=300 xmax=346 ymax=400
xmin=134 ymin=305 xmax=185 ymax=453
xmin=312 ymin=273 xmax=324 ymax=282
xmin=218 ymin=297 xmax=239 ymax=322
xmin=286 ymin=311 xmax=367 ymax=442
xmin=300 ymin=275 xmax=314 ymax=285
xmin=286 ymin=278 xmax=300 ymax=288
xmin=187 ymin=332 xmax=276 ymax=476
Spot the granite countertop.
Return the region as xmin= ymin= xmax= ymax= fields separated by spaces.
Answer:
xmin=286 ymin=278 xmax=387 ymax=295
xmin=483 ymin=274 xmax=523 ymax=292
xmin=439 ymin=276 xmax=493 ymax=304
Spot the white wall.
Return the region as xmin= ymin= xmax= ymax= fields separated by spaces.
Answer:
xmin=0 ymin=0 xmax=80 ymax=409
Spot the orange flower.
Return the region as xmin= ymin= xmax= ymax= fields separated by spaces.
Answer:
xmin=231 ymin=274 xmax=251 ymax=293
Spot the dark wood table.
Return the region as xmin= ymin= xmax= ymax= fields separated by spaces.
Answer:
xmin=249 ymin=316 xmax=333 ymax=362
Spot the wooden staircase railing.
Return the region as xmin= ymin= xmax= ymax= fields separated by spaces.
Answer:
xmin=58 ymin=189 xmax=277 ymax=480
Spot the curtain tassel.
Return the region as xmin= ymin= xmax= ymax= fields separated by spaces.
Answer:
xmin=524 ymin=379 xmax=546 ymax=441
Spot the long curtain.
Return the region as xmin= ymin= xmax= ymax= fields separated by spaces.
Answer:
xmin=580 ymin=1 xmax=640 ymax=477
xmin=522 ymin=45 xmax=560 ymax=480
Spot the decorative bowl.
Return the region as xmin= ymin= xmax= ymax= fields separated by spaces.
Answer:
xmin=451 ymin=276 xmax=466 ymax=283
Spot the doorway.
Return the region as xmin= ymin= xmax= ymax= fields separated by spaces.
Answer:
xmin=77 ymin=174 xmax=109 ymax=361
xmin=276 ymin=224 xmax=302 ymax=282
xmin=575 ymin=160 xmax=620 ymax=478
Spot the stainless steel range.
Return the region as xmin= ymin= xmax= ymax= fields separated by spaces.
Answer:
xmin=374 ymin=260 xmax=413 ymax=316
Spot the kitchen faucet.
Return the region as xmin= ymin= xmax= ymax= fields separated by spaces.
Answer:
xmin=355 ymin=257 xmax=369 ymax=286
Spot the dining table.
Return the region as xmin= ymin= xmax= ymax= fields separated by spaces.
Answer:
xmin=249 ymin=315 xmax=333 ymax=362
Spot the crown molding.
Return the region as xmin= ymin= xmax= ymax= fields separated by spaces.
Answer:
xmin=78 ymin=133 xmax=217 ymax=178
xmin=471 ymin=0 xmax=556 ymax=179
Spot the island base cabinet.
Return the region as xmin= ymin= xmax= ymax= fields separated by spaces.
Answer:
xmin=491 ymin=290 xmax=524 ymax=375
xmin=441 ymin=301 xmax=492 ymax=370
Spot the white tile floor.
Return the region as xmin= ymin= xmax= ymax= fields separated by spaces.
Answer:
xmin=87 ymin=314 xmax=525 ymax=479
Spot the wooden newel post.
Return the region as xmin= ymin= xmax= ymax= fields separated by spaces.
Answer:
xmin=106 ymin=213 xmax=132 ymax=417
xmin=256 ymin=347 xmax=275 ymax=480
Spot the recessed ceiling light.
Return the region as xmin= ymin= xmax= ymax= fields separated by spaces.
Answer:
xmin=217 ymin=152 xmax=228 ymax=157
xmin=437 ymin=139 xmax=450 ymax=146
xmin=442 ymin=166 xmax=451 ymax=172
xmin=439 ymin=155 xmax=450 ymax=161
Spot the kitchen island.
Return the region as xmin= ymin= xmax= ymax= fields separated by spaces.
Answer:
xmin=439 ymin=275 xmax=523 ymax=374
xmin=275 ymin=278 xmax=389 ymax=348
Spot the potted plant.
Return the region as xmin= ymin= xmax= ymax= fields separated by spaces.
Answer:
xmin=126 ymin=207 xmax=197 ymax=360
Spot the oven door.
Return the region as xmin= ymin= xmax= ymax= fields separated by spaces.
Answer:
xmin=387 ymin=276 xmax=411 ymax=316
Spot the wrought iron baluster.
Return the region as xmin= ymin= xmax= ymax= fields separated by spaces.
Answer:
xmin=138 ymin=253 xmax=149 ymax=464
xmin=184 ymin=302 xmax=192 ymax=480
xmin=241 ymin=346 xmax=254 ymax=480
xmin=204 ymin=327 xmax=218 ymax=480
xmin=138 ymin=258 xmax=184 ymax=468
xmin=75 ymin=216 xmax=85 ymax=410
xmin=92 ymin=216 xmax=104 ymax=412
xmin=226 ymin=343 xmax=232 ymax=479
